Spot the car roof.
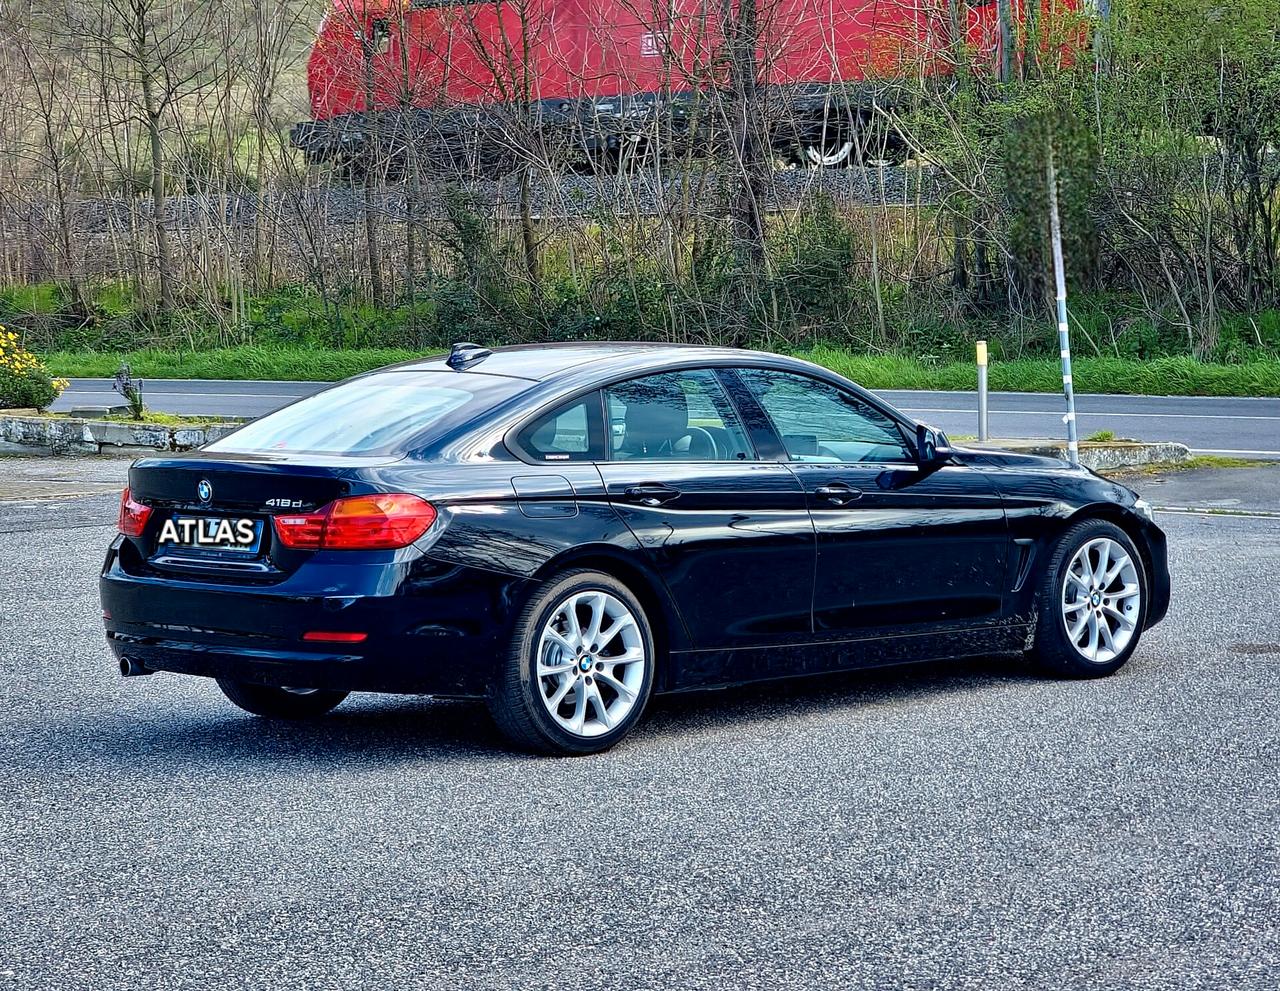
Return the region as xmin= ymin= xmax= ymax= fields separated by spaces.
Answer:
xmin=380 ymin=342 xmax=826 ymax=383
xmin=367 ymin=342 xmax=922 ymax=459
xmin=199 ymin=343 xmax=920 ymax=462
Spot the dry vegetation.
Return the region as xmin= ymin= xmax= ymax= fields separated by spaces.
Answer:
xmin=0 ymin=0 xmax=1276 ymax=374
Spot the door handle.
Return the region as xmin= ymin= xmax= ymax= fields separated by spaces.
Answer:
xmin=623 ymin=483 xmax=679 ymax=507
xmin=815 ymin=483 xmax=863 ymax=506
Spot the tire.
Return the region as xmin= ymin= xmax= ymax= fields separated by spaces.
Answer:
xmin=487 ymin=569 xmax=657 ymax=755
xmin=216 ymin=679 xmax=349 ymax=719
xmin=1028 ymin=519 xmax=1150 ymax=678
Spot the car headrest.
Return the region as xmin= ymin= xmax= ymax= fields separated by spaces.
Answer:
xmin=619 ymin=378 xmax=688 ymax=455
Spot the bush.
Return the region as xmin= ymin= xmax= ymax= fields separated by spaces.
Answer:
xmin=0 ymin=327 xmax=66 ymax=410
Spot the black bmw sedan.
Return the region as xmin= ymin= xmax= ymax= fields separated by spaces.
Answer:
xmin=101 ymin=343 xmax=1169 ymax=754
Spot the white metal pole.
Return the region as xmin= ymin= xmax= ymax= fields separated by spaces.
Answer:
xmin=976 ymin=339 xmax=989 ymax=441
xmin=1046 ymin=147 xmax=1080 ymax=466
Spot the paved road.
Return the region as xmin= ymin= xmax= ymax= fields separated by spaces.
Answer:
xmin=54 ymin=378 xmax=314 ymax=420
xmin=53 ymin=378 xmax=1280 ymax=458
xmin=1 ymin=458 xmax=1278 ymax=989
xmin=878 ymin=390 xmax=1280 ymax=459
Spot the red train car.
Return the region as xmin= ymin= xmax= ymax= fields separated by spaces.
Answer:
xmin=292 ymin=0 xmax=1082 ymax=171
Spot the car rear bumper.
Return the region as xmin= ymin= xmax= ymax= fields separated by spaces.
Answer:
xmin=99 ymin=539 xmax=531 ymax=697
xmin=105 ymin=633 xmax=412 ymax=693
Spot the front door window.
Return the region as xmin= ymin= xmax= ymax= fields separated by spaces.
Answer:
xmin=736 ymin=369 xmax=913 ymax=464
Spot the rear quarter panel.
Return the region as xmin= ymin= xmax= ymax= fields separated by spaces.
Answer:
xmin=375 ymin=459 xmax=696 ymax=656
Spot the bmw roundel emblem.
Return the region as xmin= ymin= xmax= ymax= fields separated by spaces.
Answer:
xmin=197 ymin=479 xmax=213 ymax=503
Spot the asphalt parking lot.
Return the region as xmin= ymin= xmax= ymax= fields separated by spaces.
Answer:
xmin=2 ymin=457 xmax=1278 ymax=989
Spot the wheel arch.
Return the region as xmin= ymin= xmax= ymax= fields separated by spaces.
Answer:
xmin=1063 ymin=503 xmax=1154 ymax=581
xmin=1050 ymin=503 xmax=1174 ymax=630
xmin=1068 ymin=501 xmax=1171 ymax=628
xmin=531 ymin=544 xmax=692 ymax=687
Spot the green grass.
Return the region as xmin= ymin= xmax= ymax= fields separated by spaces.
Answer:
xmin=102 ymin=411 xmax=239 ymax=426
xmin=1180 ymin=455 xmax=1264 ymax=469
xmin=1107 ymin=454 xmax=1266 ymax=476
xmin=34 ymin=410 xmax=237 ymax=426
xmin=0 ymin=282 xmax=63 ymax=316
xmin=38 ymin=344 xmax=1280 ymax=397
xmin=43 ymin=346 xmax=421 ymax=382
xmin=1085 ymin=429 xmax=1117 ymax=442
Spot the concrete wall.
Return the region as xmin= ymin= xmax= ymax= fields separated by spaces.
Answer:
xmin=0 ymin=416 xmax=238 ymax=456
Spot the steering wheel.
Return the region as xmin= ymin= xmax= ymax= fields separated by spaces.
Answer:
xmin=683 ymin=426 xmax=720 ymax=460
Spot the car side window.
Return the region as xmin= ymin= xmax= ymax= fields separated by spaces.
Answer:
xmin=737 ymin=369 xmax=913 ymax=464
xmin=516 ymin=395 xmax=602 ymax=462
xmin=606 ymin=370 xmax=754 ymax=462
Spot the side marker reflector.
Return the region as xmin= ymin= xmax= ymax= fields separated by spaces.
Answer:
xmin=302 ymin=631 xmax=368 ymax=643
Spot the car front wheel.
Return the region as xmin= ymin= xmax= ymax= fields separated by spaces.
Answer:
xmin=1029 ymin=519 xmax=1149 ymax=678
xmin=488 ymin=569 xmax=656 ymax=755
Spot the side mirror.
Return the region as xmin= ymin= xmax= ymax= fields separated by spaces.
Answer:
xmin=915 ymin=423 xmax=953 ymax=465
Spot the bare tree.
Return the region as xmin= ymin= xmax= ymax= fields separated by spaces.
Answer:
xmin=12 ymin=27 xmax=90 ymax=312
xmin=722 ymin=0 xmax=768 ymax=266
xmin=74 ymin=0 xmax=219 ymax=315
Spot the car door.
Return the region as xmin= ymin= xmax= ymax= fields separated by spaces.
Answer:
xmin=595 ymin=368 xmax=815 ymax=657
xmin=731 ymin=367 xmax=1011 ymax=642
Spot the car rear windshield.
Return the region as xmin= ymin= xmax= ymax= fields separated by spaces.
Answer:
xmin=204 ymin=371 xmax=527 ymax=456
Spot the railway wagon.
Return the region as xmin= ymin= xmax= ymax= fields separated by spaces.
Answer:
xmin=292 ymin=0 xmax=1082 ymax=172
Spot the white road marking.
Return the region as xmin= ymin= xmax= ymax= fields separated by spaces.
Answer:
xmin=1154 ymin=506 xmax=1280 ymax=520
xmin=900 ymin=407 xmax=1280 ymax=421
xmin=59 ymin=390 xmax=306 ymax=400
xmin=1189 ymin=448 xmax=1280 ymax=457
xmin=66 ymin=378 xmax=321 ymax=385
xmin=880 ymin=389 xmax=1280 ymax=401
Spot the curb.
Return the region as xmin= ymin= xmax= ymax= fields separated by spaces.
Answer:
xmin=0 ymin=415 xmax=238 ymax=456
xmin=968 ymin=439 xmax=1192 ymax=471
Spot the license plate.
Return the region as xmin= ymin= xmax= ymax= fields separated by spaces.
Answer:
xmin=158 ymin=515 xmax=264 ymax=555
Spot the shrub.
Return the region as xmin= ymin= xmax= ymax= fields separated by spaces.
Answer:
xmin=0 ymin=327 xmax=67 ymax=410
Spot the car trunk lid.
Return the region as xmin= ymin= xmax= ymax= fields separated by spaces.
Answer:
xmin=123 ymin=452 xmax=397 ymax=581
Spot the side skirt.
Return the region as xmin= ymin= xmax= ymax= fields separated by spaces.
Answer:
xmin=662 ymin=623 xmax=1031 ymax=694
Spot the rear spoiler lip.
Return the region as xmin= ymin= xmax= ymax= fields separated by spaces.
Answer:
xmin=130 ymin=450 xmax=407 ymax=470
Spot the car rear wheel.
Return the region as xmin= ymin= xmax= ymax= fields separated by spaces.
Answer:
xmin=488 ymin=569 xmax=656 ymax=755
xmin=1029 ymin=519 xmax=1149 ymax=678
xmin=216 ymin=679 xmax=349 ymax=719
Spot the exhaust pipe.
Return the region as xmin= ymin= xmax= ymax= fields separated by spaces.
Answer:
xmin=119 ymin=656 xmax=154 ymax=677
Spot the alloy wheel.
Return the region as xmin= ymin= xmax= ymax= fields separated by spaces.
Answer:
xmin=1061 ymin=537 xmax=1142 ymax=664
xmin=536 ymin=590 xmax=647 ymax=738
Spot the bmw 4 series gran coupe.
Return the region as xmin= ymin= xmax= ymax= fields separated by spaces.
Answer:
xmin=101 ymin=343 xmax=1170 ymax=755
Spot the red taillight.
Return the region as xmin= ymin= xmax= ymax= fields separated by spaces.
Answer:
xmin=273 ymin=493 xmax=436 ymax=551
xmin=118 ymin=487 xmax=152 ymax=537
xmin=273 ymin=509 xmax=328 ymax=549
xmin=324 ymin=493 xmax=437 ymax=549
xmin=302 ymin=631 xmax=368 ymax=643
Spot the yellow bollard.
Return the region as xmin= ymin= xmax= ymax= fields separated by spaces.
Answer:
xmin=976 ymin=340 xmax=989 ymax=441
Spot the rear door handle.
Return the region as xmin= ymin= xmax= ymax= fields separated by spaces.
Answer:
xmin=623 ymin=483 xmax=679 ymax=507
xmin=814 ymin=483 xmax=863 ymax=506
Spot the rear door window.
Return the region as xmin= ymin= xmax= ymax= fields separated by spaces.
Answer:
xmin=205 ymin=371 xmax=526 ymax=456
